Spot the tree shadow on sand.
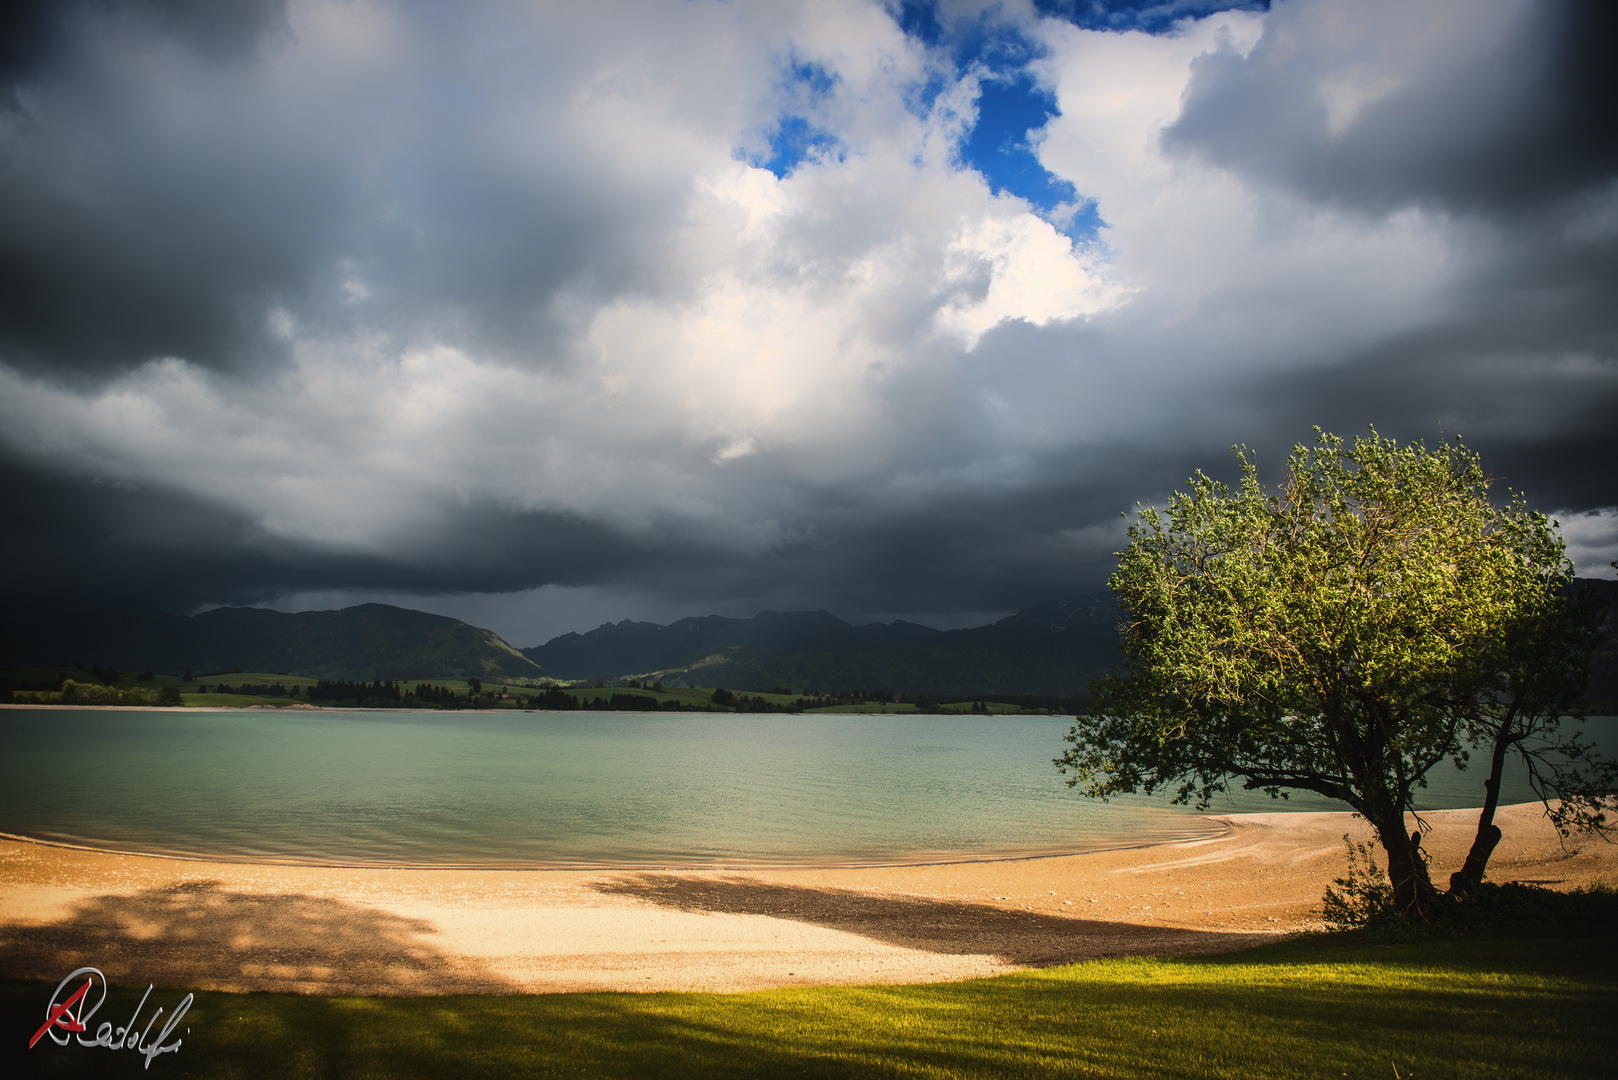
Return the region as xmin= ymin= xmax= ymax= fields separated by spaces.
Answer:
xmin=595 ymin=874 xmax=1272 ymax=966
xmin=0 ymin=880 xmax=512 ymax=995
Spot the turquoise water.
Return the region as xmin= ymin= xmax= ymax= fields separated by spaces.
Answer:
xmin=0 ymin=709 xmax=1609 ymax=868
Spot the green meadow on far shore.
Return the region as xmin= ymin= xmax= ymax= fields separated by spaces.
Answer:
xmin=5 ymin=934 xmax=1614 ymax=1079
xmin=1 ymin=666 xmax=1051 ymax=713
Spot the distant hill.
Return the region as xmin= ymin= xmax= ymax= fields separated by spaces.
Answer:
xmin=524 ymin=609 xmax=938 ymax=680
xmin=524 ymin=582 xmax=1618 ymax=703
xmin=0 ymin=603 xmax=546 ymax=681
xmin=4 ymin=579 xmax=1610 ymax=700
xmin=522 ymin=596 xmax=1126 ymax=697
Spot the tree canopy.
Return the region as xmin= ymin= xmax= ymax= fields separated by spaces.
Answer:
xmin=1058 ymin=429 xmax=1610 ymax=921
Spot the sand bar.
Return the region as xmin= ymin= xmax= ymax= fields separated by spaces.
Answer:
xmin=1 ymin=802 xmax=1613 ymax=995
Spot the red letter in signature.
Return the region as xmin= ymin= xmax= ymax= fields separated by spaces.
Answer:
xmin=29 ymin=976 xmax=91 ymax=1048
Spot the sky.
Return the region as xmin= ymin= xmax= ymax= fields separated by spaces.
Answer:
xmin=1 ymin=0 xmax=1615 ymax=647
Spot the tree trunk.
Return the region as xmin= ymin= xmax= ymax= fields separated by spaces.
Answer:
xmin=1449 ymin=823 xmax=1501 ymax=899
xmin=1448 ymin=732 xmax=1512 ymax=898
xmin=1373 ymin=811 xmax=1438 ymax=922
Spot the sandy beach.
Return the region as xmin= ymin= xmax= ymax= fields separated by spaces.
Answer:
xmin=1 ymin=802 xmax=1612 ymax=996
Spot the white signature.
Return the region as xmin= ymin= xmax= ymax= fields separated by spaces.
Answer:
xmin=29 ymin=966 xmax=192 ymax=1069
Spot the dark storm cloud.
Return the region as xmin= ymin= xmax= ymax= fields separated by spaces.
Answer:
xmin=1 ymin=0 xmax=1615 ymax=640
xmin=0 ymin=443 xmax=723 ymax=619
xmin=1248 ymin=325 xmax=1618 ymax=511
xmin=0 ymin=0 xmax=697 ymax=380
xmin=0 ymin=449 xmax=329 ymax=615
xmin=2 ymin=1 xmax=289 ymax=91
xmin=0 ymin=2 xmax=59 ymax=103
xmin=1164 ymin=0 xmax=1618 ymax=217
xmin=0 ymin=1 xmax=316 ymax=377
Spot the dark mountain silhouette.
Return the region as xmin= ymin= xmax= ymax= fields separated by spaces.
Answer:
xmin=524 ymin=609 xmax=938 ymax=680
xmin=3 ymin=580 xmax=1610 ymax=701
xmin=522 ymin=595 xmax=1126 ymax=697
xmin=522 ymin=582 xmax=1618 ymax=703
xmin=0 ymin=603 xmax=545 ymax=681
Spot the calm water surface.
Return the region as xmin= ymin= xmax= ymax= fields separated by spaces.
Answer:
xmin=1 ymin=709 xmax=1609 ymax=868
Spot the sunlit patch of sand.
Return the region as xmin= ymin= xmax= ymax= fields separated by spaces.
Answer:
xmin=1 ymin=803 xmax=1611 ymax=995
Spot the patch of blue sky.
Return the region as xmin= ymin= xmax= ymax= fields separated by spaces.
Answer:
xmin=892 ymin=1 xmax=1269 ymax=44
xmin=961 ymin=72 xmax=1101 ymax=242
xmin=750 ymin=115 xmax=842 ymax=180
xmin=904 ymin=70 xmax=951 ymax=118
xmin=894 ymin=8 xmax=1037 ymax=122
xmin=943 ymin=13 xmax=1039 ymax=77
xmin=786 ymin=59 xmax=839 ymax=103
xmin=739 ymin=58 xmax=845 ymax=180
xmin=889 ymin=6 xmax=1106 ymax=242
xmin=1031 ymin=0 xmax=1270 ymax=34
xmin=895 ymin=0 xmax=944 ymax=46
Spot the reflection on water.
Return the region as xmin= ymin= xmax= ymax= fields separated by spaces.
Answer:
xmin=0 ymin=709 xmax=1610 ymax=868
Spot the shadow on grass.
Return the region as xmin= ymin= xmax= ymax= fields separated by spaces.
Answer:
xmin=5 ymin=936 xmax=1615 ymax=1079
xmin=0 ymin=880 xmax=512 ymax=996
xmin=595 ymin=873 xmax=1271 ymax=966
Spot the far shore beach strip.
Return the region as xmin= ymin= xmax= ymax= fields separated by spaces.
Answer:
xmin=2 ymin=802 xmax=1612 ymax=996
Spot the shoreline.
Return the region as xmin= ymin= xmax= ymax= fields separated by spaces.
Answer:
xmin=0 ymin=702 xmax=1081 ymax=715
xmin=4 ymin=801 xmax=1613 ymax=996
xmin=0 ymin=821 xmax=1234 ymax=873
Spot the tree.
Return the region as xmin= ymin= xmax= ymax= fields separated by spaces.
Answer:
xmin=1057 ymin=428 xmax=1609 ymax=922
xmin=1445 ymin=559 xmax=1611 ymax=897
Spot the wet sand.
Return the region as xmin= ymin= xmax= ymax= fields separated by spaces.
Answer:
xmin=1 ymin=802 xmax=1612 ymax=996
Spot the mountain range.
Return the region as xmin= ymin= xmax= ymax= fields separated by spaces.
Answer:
xmin=0 ymin=603 xmax=544 ymax=681
xmin=521 ymin=596 xmax=1125 ymax=697
xmin=3 ymin=580 xmax=1613 ymax=703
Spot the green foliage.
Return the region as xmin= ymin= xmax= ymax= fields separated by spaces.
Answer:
xmin=1322 ymin=835 xmax=1398 ymax=932
xmin=307 ymin=678 xmax=400 ymax=705
xmin=55 ymin=679 xmax=170 ymax=706
xmin=57 ymin=679 xmax=122 ymax=706
xmin=1059 ymin=428 xmax=1607 ymax=920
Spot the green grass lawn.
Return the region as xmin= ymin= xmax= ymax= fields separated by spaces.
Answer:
xmin=180 ymin=693 xmax=304 ymax=708
xmin=6 ymin=934 xmax=1613 ymax=1078
xmin=198 ymin=672 xmax=319 ymax=688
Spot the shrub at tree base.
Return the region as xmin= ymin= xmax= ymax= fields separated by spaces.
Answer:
xmin=1321 ymin=836 xmax=1396 ymax=932
xmin=1323 ymin=833 xmax=1618 ymax=936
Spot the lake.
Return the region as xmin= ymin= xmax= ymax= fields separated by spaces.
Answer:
xmin=1 ymin=708 xmax=1610 ymax=868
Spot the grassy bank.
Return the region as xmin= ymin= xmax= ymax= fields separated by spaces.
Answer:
xmin=7 ymin=934 xmax=1614 ymax=1079
xmin=2 ymin=668 xmax=1067 ymax=713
